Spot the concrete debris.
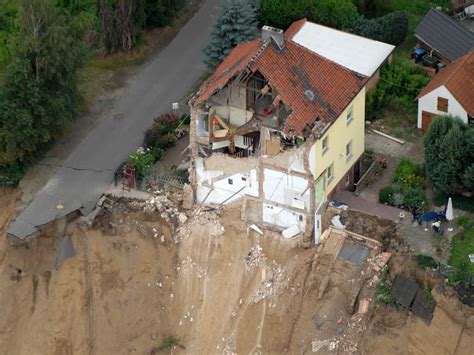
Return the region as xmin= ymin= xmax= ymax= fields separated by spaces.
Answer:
xmin=178 ymin=213 xmax=188 ymax=224
xmin=252 ymin=261 xmax=287 ymax=303
xmin=249 ymin=224 xmax=264 ymax=235
xmin=331 ymin=215 xmax=346 ymax=230
xmin=282 ymin=225 xmax=301 ymax=239
xmin=368 ymin=252 xmax=392 ymax=272
xmin=358 ymin=299 xmax=370 ymax=314
xmin=311 ymin=339 xmax=332 ymax=352
xmin=182 ymin=184 xmax=194 ymax=210
xmin=176 ymin=210 xmax=224 ymax=241
xmin=245 ymin=244 xmax=266 ymax=270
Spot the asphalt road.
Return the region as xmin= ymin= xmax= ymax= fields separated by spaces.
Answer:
xmin=8 ymin=0 xmax=220 ymax=241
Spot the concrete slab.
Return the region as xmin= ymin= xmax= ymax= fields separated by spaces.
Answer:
xmin=337 ymin=241 xmax=370 ymax=265
xmin=7 ymin=0 xmax=220 ymax=241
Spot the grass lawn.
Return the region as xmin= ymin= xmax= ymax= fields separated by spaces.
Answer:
xmin=448 ymin=218 xmax=474 ymax=276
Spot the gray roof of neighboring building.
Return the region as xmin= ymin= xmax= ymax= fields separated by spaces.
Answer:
xmin=414 ymin=8 xmax=474 ymax=61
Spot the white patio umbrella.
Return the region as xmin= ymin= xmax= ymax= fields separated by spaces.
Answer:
xmin=445 ymin=197 xmax=454 ymax=221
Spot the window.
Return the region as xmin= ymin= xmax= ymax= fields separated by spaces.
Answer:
xmin=437 ymin=97 xmax=448 ymax=112
xmin=327 ymin=163 xmax=334 ymax=184
xmin=346 ymin=107 xmax=353 ymax=124
xmin=346 ymin=141 xmax=352 ymax=161
xmin=322 ymin=136 xmax=329 ymax=154
xmin=228 ymin=178 xmax=233 ymax=185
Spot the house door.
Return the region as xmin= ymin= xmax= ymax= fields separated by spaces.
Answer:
xmin=421 ymin=111 xmax=434 ymax=133
xmin=315 ymin=174 xmax=325 ymax=210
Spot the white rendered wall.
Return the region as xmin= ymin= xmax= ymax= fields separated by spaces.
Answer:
xmin=262 ymin=203 xmax=306 ymax=231
xmin=417 ymin=85 xmax=468 ymax=127
xmin=196 ymin=170 xmax=259 ymax=205
xmin=263 ymin=169 xmax=310 ymax=210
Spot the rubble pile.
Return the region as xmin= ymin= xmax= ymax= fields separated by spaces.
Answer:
xmin=245 ymin=244 xmax=266 ymax=270
xmin=176 ymin=210 xmax=224 ymax=241
xmin=251 ymin=261 xmax=287 ymax=303
xmin=177 ymin=256 xmax=208 ymax=279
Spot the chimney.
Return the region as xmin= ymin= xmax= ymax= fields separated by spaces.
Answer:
xmin=262 ymin=25 xmax=284 ymax=48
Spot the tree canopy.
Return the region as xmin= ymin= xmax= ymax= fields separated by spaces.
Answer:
xmin=0 ymin=0 xmax=86 ymax=165
xmin=203 ymin=0 xmax=258 ymax=70
xmin=312 ymin=0 xmax=358 ymax=30
xmin=424 ymin=116 xmax=474 ymax=195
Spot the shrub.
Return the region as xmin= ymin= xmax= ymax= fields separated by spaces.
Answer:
xmin=127 ymin=149 xmax=155 ymax=177
xmin=402 ymin=186 xmax=427 ymax=210
xmin=392 ymin=158 xmax=422 ymax=185
xmin=143 ymin=113 xmax=180 ymax=149
xmin=375 ymin=282 xmax=396 ymax=305
xmin=350 ymin=11 xmax=409 ymax=45
xmin=366 ymin=56 xmax=430 ymax=120
xmin=145 ymin=0 xmax=186 ymax=28
xmin=379 ymin=186 xmax=395 ymax=205
xmin=0 ymin=162 xmax=26 ymax=186
xmin=259 ymin=0 xmax=314 ymax=29
xmin=415 ymin=254 xmax=438 ymax=269
xmin=312 ymin=0 xmax=358 ymax=30
xmin=154 ymin=335 xmax=185 ymax=352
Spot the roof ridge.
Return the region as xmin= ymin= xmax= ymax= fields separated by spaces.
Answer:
xmin=445 ymin=50 xmax=473 ymax=86
xmin=285 ymin=37 xmax=369 ymax=80
xmin=431 ymin=8 xmax=474 ymax=38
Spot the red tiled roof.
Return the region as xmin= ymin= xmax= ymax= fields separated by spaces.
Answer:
xmin=194 ymin=40 xmax=261 ymax=105
xmin=250 ymin=41 xmax=366 ymax=135
xmin=416 ymin=51 xmax=474 ymax=115
xmin=193 ymin=37 xmax=367 ymax=136
xmin=284 ymin=18 xmax=307 ymax=38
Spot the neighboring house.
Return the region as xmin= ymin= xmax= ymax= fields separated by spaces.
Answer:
xmin=416 ymin=50 xmax=474 ymax=132
xmin=188 ymin=23 xmax=393 ymax=243
xmin=414 ymin=8 xmax=474 ymax=63
xmin=286 ymin=19 xmax=395 ymax=91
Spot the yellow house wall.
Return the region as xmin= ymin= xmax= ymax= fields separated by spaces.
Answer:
xmin=312 ymin=87 xmax=366 ymax=198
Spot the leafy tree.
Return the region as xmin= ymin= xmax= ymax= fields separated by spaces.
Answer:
xmin=0 ymin=0 xmax=86 ymax=165
xmin=424 ymin=116 xmax=470 ymax=195
xmin=366 ymin=56 xmax=430 ymax=119
xmin=98 ymin=0 xmax=146 ymax=52
xmin=260 ymin=0 xmax=315 ymax=29
xmin=145 ymin=0 xmax=186 ymax=28
xmin=203 ymin=0 xmax=258 ymax=70
xmin=351 ymin=11 xmax=409 ymax=45
xmin=313 ymin=0 xmax=358 ymax=30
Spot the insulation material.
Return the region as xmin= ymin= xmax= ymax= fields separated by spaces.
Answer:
xmin=266 ymin=138 xmax=281 ymax=155
xmin=262 ymin=203 xmax=306 ymax=231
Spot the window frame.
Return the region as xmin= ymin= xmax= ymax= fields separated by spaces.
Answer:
xmin=437 ymin=97 xmax=448 ymax=112
xmin=322 ymin=136 xmax=329 ymax=155
xmin=346 ymin=107 xmax=353 ymax=125
xmin=327 ymin=163 xmax=334 ymax=184
xmin=346 ymin=140 xmax=353 ymax=162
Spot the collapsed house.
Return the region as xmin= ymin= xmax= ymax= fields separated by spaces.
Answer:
xmin=188 ymin=20 xmax=394 ymax=243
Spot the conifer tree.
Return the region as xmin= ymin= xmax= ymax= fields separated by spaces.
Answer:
xmin=203 ymin=0 xmax=258 ymax=70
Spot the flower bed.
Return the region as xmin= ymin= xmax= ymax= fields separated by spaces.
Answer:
xmin=379 ymin=157 xmax=428 ymax=211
